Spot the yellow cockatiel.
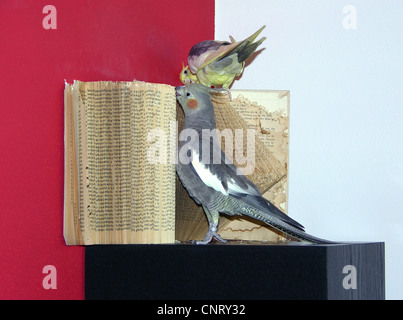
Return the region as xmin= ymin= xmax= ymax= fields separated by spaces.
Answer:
xmin=180 ymin=25 xmax=266 ymax=88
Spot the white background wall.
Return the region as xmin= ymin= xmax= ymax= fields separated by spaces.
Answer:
xmin=215 ymin=0 xmax=402 ymax=299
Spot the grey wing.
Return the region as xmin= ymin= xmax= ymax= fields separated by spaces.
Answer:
xmin=193 ymin=138 xmax=305 ymax=231
xmin=207 ymin=54 xmax=244 ymax=76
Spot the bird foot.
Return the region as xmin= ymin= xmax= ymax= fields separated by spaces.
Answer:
xmin=192 ymin=228 xmax=228 ymax=245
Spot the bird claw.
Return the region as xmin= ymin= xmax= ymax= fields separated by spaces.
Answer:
xmin=191 ymin=229 xmax=228 ymax=245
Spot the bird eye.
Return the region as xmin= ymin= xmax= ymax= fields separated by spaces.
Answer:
xmin=184 ymin=70 xmax=188 ymax=75
xmin=186 ymin=93 xmax=191 ymax=97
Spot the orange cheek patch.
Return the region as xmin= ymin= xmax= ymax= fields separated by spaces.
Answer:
xmin=187 ymin=99 xmax=198 ymax=109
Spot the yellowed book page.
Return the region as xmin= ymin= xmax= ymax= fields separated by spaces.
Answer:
xmin=218 ymin=90 xmax=290 ymax=242
xmin=64 ymin=81 xmax=176 ymax=244
xmin=64 ymin=83 xmax=84 ymax=245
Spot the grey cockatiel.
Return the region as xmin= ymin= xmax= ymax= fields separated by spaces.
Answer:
xmin=175 ymin=83 xmax=335 ymax=244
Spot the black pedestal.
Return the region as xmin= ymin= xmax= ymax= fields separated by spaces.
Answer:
xmin=85 ymin=242 xmax=384 ymax=300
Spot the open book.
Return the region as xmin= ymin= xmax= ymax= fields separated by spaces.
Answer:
xmin=64 ymin=81 xmax=177 ymax=244
xmin=64 ymin=81 xmax=289 ymax=245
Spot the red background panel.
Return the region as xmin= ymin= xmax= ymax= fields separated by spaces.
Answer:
xmin=0 ymin=0 xmax=214 ymax=299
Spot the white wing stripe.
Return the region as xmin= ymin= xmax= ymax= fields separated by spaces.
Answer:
xmin=191 ymin=150 xmax=229 ymax=196
xmin=227 ymin=178 xmax=248 ymax=194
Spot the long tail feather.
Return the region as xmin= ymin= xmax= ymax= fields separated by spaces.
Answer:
xmin=218 ymin=26 xmax=267 ymax=63
xmin=238 ymin=203 xmax=336 ymax=244
xmin=245 ymin=25 xmax=266 ymax=44
xmin=237 ymin=37 xmax=266 ymax=63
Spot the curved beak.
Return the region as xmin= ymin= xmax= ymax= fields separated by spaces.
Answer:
xmin=175 ymin=86 xmax=183 ymax=97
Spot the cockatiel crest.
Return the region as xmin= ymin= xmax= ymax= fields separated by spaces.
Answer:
xmin=179 ymin=25 xmax=267 ymax=89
